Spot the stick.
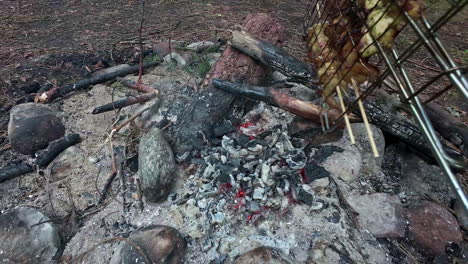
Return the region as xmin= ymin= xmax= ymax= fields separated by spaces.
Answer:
xmin=119 ymin=78 xmax=157 ymax=94
xmin=92 ymin=93 xmax=157 ymax=114
xmin=336 ymin=85 xmax=355 ymax=144
xmin=137 ymin=0 xmax=145 ymax=84
xmin=0 ymin=163 xmax=33 ymax=184
xmin=35 ymin=61 xmax=160 ymax=103
xmin=35 ymin=134 xmax=81 ymax=167
xmin=351 ymin=79 xmax=379 ymax=157
xmin=212 ymin=79 xmax=352 ymax=124
xmin=0 ymin=134 xmax=81 ymax=184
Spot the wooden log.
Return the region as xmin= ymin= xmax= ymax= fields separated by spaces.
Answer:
xmin=212 ymin=79 xmax=347 ymax=124
xmin=0 ymin=134 xmax=81 ymax=184
xmin=35 ymin=133 xmax=81 ymax=167
xmin=35 ymin=61 xmax=160 ymax=103
xmin=0 ymin=163 xmax=33 ymax=184
xmin=425 ymin=102 xmax=468 ymax=156
xmin=230 ymin=30 xmax=317 ymax=85
xmin=169 ymin=13 xmax=285 ymax=156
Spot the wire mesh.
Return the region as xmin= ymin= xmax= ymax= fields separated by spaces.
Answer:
xmin=303 ymin=0 xmax=468 ymax=210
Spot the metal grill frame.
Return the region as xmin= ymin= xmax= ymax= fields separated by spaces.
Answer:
xmin=303 ymin=0 xmax=468 ymax=210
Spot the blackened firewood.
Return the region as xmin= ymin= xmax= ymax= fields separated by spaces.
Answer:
xmin=425 ymin=102 xmax=468 ymax=157
xmin=230 ymin=30 xmax=317 ymax=85
xmin=0 ymin=134 xmax=81 ymax=184
xmin=92 ymin=92 xmax=157 ymax=114
xmin=212 ymin=79 xmax=348 ymax=124
xmin=0 ymin=163 xmax=33 ymax=184
xmin=35 ymin=61 xmax=160 ymax=103
xmin=35 ymin=133 xmax=81 ymax=167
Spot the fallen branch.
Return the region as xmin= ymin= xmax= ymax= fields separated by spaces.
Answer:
xmin=34 ymin=61 xmax=160 ymax=103
xmin=230 ymin=30 xmax=316 ymax=85
xmin=0 ymin=134 xmax=81 ymax=183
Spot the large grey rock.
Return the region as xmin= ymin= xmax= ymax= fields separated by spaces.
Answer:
xmin=110 ymin=225 xmax=187 ymax=264
xmin=139 ymin=127 xmax=176 ymax=202
xmin=163 ymin=52 xmax=187 ymax=66
xmin=8 ymin=103 xmax=65 ymax=155
xmin=344 ymin=123 xmax=385 ymax=175
xmin=0 ymin=207 xmax=61 ymax=263
xmin=346 ymin=193 xmax=406 ymax=238
xmin=234 ymin=247 xmax=290 ymax=264
xmin=407 ymin=201 xmax=463 ymax=255
xmin=321 ymin=144 xmax=361 ymax=183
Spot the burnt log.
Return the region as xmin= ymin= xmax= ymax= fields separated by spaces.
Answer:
xmin=425 ymin=102 xmax=468 ymax=156
xmin=230 ymin=30 xmax=316 ymax=85
xmin=212 ymin=79 xmax=348 ymax=124
xmin=0 ymin=163 xmax=33 ymax=184
xmin=35 ymin=61 xmax=160 ymax=103
xmin=0 ymin=134 xmax=81 ymax=184
xmin=35 ymin=133 xmax=81 ymax=167
xmin=169 ymin=13 xmax=285 ymax=156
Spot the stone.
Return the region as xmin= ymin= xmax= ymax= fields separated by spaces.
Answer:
xmin=212 ymin=212 xmax=225 ymax=224
xmin=234 ymin=247 xmax=290 ymax=264
xmin=321 ymin=144 xmax=361 ymax=183
xmin=8 ymin=103 xmax=65 ymax=155
xmin=139 ymin=127 xmax=177 ymax=203
xmin=253 ymin=187 xmax=265 ymax=200
xmin=110 ymin=225 xmax=187 ymax=264
xmin=310 ymin=177 xmax=330 ymax=189
xmin=344 ymin=123 xmax=385 ymax=175
xmin=0 ymin=207 xmax=61 ymax=263
xmin=46 ymin=146 xmax=81 ymax=182
xmin=163 ymin=52 xmax=187 ymax=66
xmin=407 ymin=201 xmax=463 ymax=255
xmin=206 ymin=53 xmax=221 ymax=66
xmin=346 ymin=193 xmax=406 ymax=238
xmin=186 ymin=41 xmax=217 ymax=52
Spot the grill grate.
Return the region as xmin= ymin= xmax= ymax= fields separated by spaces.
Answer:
xmin=303 ymin=0 xmax=468 ymax=209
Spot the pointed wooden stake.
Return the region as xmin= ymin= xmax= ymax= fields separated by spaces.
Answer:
xmin=351 ymin=79 xmax=379 ymax=157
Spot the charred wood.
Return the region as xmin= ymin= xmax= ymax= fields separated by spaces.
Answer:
xmin=34 ymin=61 xmax=160 ymax=103
xmin=425 ymin=102 xmax=468 ymax=157
xmin=0 ymin=163 xmax=33 ymax=184
xmin=212 ymin=79 xmax=347 ymax=124
xmin=92 ymin=92 xmax=157 ymax=114
xmin=0 ymin=134 xmax=81 ymax=184
xmin=35 ymin=133 xmax=81 ymax=167
xmin=230 ymin=30 xmax=316 ymax=85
